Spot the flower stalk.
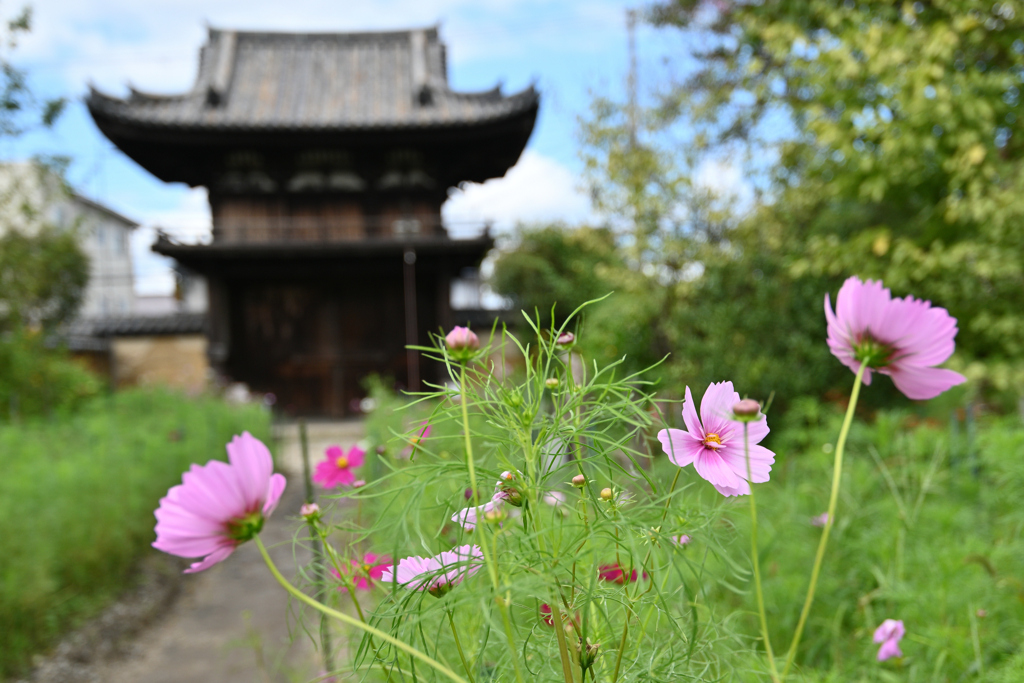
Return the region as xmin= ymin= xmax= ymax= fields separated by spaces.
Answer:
xmin=782 ymin=363 xmax=867 ymax=677
xmin=254 ymin=536 xmax=469 ymax=683
xmin=743 ymin=421 xmax=780 ymax=682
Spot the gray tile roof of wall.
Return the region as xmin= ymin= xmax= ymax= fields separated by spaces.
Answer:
xmin=87 ymin=27 xmax=538 ymax=131
xmin=66 ymin=313 xmax=207 ymax=337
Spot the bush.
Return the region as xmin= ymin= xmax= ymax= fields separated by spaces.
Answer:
xmin=0 ymin=388 xmax=272 ymax=678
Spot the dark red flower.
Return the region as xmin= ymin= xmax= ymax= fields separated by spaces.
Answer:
xmin=599 ymin=562 xmax=648 ymax=584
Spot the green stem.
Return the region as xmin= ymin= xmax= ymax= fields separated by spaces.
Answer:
xmin=458 ymin=363 xmax=526 ymax=683
xmin=611 ymin=617 xmax=629 ymax=683
xmin=744 ymin=422 xmax=780 ymax=683
xmin=299 ymin=419 xmax=334 ymax=674
xmin=447 ymin=610 xmax=477 ymax=683
xmin=253 ymin=536 xmax=468 ymax=683
xmin=550 ymin=600 xmax=579 ymax=683
xmin=782 ymin=363 xmax=866 ymax=678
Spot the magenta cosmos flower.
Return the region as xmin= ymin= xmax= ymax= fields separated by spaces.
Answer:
xmin=657 ymin=381 xmax=775 ymax=497
xmin=313 ymin=444 xmax=365 ymax=488
xmin=826 ymin=277 xmax=967 ymax=400
xmin=153 ymin=432 xmax=286 ymax=573
xmin=331 ymin=553 xmax=392 ymax=591
xmin=598 ymin=562 xmax=648 ymax=584
xmin=873 ymin=619 xmax=905 ymax=661
xmin=380 ymin=545 xmax=484 ymax=597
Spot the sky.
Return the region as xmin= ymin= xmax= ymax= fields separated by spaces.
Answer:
xmin=1 ymin=0 xmax=683 ymax=295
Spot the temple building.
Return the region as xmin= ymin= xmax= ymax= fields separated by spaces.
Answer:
xmin=87 ymin=27 xmax=538 ymax=415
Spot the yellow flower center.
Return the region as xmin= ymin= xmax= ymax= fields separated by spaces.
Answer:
xmin=336 ymin=456 xmax=349 ymax=469
xmin=409 ymin=436 xmax=421 ymax=445
xmin=362 ymin=564 xmax=372 ymax=573
xmin=703 ymin=433 xmax=722 ymax=447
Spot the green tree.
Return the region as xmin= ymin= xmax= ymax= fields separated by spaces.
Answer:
xmin=649 ymin=0 xmax=1024 ymax=398
xmin=490 ymin=223 xmax=628 ymax=328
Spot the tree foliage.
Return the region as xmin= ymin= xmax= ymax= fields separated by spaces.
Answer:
xmin=648 ymin=0 xmax=1024 ymax=398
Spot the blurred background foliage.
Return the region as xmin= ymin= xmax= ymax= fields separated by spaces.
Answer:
xmin=0 ymin=9 xmax=92 ymax=422
xmin=492 ymin=1 xmax=1024 ymax=412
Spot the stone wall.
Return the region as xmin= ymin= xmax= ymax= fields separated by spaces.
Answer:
xmin=112 ymin=335 xmax=209 ymax=393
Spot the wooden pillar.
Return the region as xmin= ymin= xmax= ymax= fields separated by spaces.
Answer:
xmin=403 ymin=248 xmax=420 ymax=392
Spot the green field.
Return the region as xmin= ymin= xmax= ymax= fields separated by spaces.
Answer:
xmin=0 ymin=389 xmax=272 ymax=679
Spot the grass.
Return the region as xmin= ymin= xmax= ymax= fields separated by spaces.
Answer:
xmin=702 ymin=400 xmax=1024 ymax=681
xmin=0 ymin=388 xmax=272 ymax=679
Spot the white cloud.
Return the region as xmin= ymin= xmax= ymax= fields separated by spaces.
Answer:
xmin=130 ymin=187 xmax=211 ymax=295
xmin=443 ymin=150 xmax=594 ymax=237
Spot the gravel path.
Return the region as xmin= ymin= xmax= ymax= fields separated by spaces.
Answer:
xmin=27 ymin=420 xmax=365 ymax=683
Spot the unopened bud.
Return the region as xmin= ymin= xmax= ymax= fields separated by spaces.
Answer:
xmin=577 ymin=639 xmax=600 ymax=670
xmin=445 ymin=326 xmax=480 ymax=362
xmin=300 ymin=502 xmax=320 ymax=519
xmin=484 ymin=508 xmax=507 ymax=524
xmin=557 ymin=331 xmax=575 ymax=346
xmin=732 ymin=399 xmax=761 ymax=422
xmin=545 ymin=377 xmax=559 ymax=389
xmin=571 ymin=474 xmax=587 ymax=488
xmin=352 ymin=479 xmax=366 ymax=489
xmin=600 ymin=488 xmax=613 ymax=501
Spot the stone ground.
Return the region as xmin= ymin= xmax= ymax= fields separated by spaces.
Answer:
xmin=25 ymin=419 xmax=365 ymax=683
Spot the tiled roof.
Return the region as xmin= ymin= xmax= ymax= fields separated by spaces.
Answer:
xmin=86 ymin=27 xmax=538 ymax=131
xmin=65 ymin=313 xmax=207 ymax=338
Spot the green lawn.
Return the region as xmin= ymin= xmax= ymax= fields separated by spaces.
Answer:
xmin=0 ymin=389 xmax=272 ymax=679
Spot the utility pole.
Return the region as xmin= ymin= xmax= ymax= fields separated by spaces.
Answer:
xmin=627 ymin=8 xmax=638 ymax=148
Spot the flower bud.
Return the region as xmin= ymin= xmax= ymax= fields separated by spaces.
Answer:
xmin=557 ymin=331 xmax=575 ymax=346
xmin=577 ymin=639 xmax=600 ymax=671
xmin=465 ymin=487 xmax=474 ymax=500
xmin=353 ymin=479 xmax=366 ymax=489
xmin=732 ymin=399 xmax=762 ymax=422
xmin=545 ymin=377 xmax=559 ymax=389
xmin=600 ymin=487 xmax=613 ymax=501
xmin=300 ymin=502 xmax=320 ymax=520
xmin=445 ymin=326 xmax=480 ymax=362
xmin=484 ymin=508 xmax=507 ymax=524
xmin=571 ymin=474 xmax=587 ymax=488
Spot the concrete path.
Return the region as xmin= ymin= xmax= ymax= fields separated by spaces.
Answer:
xmin=89 ymin=420 xmax=366 ymax=683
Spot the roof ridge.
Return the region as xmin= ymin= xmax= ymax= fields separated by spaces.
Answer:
xmin=208 ymin=25 xmax=441 ymax=42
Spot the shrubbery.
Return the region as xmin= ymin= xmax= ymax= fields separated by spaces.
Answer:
xmin=0 ymin=389 xmax=272 ymax=678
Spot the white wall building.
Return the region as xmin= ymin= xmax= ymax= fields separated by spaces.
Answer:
xmin=0 ymin=161 xmax=138 ymax=318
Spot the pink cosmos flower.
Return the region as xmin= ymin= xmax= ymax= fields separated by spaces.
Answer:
xmin=811 ymin=512 xmax=829 ymax=527
xmin=452 ymin=496 xmax=510 ymax=530
xmin=657 ymin=381 xmax=775 ymax=497
xmin=453 ymin=472 xmax=528 ymax=529
xmin=873 ymin=619 xmax=905 ymax=661
xmin=153 ymin=432 xmax=286 ymax=573
xmin=380 ymin=545 xmax=484 ymax=597
xmin=825 ymin=277 xmax=967 ymax=400
xmin=313 ymin=444 xmax=365 ymax=488
xmin=331 ymin=553 xmax=392 ymax=591
xmin=598 ymin=563 xmax=648 ymax=584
